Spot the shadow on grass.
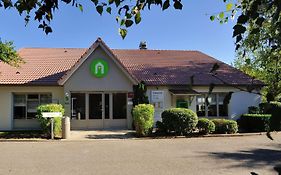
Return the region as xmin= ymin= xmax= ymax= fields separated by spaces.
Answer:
xmin=209 ymin=146 xmax=281 ymax=174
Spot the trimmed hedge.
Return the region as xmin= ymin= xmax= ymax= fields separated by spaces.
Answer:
xmin=211 ymin=119 xmax=238 ymax=134
xmin=37 ymin=104 xmax=64 ymax=138
xmin=248 ymin=106 xmax=259 ymax=114
xmin=157 ymin=108 xmax=198 ymax=136
xmin=238 ymin=114 xmax=271 ymax=132
xmin=269 ymin=101 xmax=281 ymax=131
xmin=197 ymin=118 xmax=215 ymax=135
xmin=258 ymin=101 xmax=281 ymax=131
xmin=132 ymin=104 xmax=154 ymax=137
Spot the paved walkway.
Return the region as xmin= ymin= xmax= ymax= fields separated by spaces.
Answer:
xmin=69 ymin=130 xmax=135 ymax=140
xmin=0 ymin=132 xmax=280 ymax=175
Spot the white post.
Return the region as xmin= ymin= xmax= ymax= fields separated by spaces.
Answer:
xmin=62 ymin=116 xmax=70 ymax=139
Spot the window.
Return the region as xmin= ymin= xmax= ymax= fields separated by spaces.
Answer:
xmin=13 ymin=93 xmax=52 ymax=119
xmin=71 ymin=93 xmax=86 ymax=120
xmin=207 ymin=94 xmax=217 ymax=117
xmin=14 ymin=95 xmax=26 ymax=119
xmin=113 ymin=93 xmax=127 ymax=119
xmin=196 ymin=93 xmax=228 ymax=117
xmin=89 ymin=94 xmax=102 ymax=119
xmin=196 ymin=95 xmax=206 ymax=117
xmin=218 ymin=94 xmax=228 ymax=116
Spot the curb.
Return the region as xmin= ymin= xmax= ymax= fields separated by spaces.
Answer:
xmin=0 ymin=132 xmax=279 ymax=142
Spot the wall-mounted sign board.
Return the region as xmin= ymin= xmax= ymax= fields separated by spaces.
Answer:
xmin=42 ymin=112 xmax=62 ymax=118
xmin=90 ymin=59 xmax=109 ymax=78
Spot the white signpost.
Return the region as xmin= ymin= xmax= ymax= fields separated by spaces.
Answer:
xmin=42 ymin=112 xmax=63 ymax=140
xmin=151 ymin=91 xmax=165 ymax=122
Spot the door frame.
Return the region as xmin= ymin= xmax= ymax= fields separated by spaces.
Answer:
xmin=70 ymin=91 xmax=128 ymax=129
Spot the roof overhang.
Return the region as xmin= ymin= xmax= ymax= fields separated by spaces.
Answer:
xmin=169 ymin=88 xmax=200 ymax=96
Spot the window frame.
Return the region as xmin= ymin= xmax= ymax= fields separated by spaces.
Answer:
xmin=13 ymin=93 xmax=53 ymax=120
xmin=196 ymin=93 xmax=228 ymax=118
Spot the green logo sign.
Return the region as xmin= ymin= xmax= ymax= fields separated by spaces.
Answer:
xmin=90 ymin=59 xmax=109 ymax=78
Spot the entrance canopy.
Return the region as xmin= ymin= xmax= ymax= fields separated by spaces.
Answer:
xmin=169 ymin=88 xmax=200 ymax=96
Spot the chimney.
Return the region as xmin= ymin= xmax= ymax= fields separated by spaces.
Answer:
xmin=139 ymin=41 xmax=147 ymax=50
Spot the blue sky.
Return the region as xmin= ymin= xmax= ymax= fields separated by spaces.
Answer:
xmin=0 ymin=0 xmax=237 ymax=64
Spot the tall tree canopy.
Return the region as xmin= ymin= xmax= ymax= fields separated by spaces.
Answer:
xmin=232 ymin=0 xmax=281 ymax=101
xmin=0 ymin=0 xmax=280 ymax=69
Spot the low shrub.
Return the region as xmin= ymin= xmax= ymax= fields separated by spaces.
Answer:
xmin=258 ymin=101 xmax=281 ymax=131
xmin=197 ymin=118 xmax=215 ymax=135
xmin=238 ymin=114 xmax=271 ymax=132
xmin=259 ymin=102 xmax=272 ymax=114
xmin=158 ymin=108 xmax=198 ymax=136
xmin=211 ymin=119 xmax=238 ymax=134
xmin=132 ymin=104 xmax=154 ymax=137
xmin=37 ymin=104 xmax=64 ymax=138
xmin=248 ymin=106 xmax=259 ymax=114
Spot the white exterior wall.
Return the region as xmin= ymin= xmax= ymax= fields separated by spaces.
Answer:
xmin=0 ymin=86 xmax=64 ymax=130
xmin=229 ymin=91 xmax=261 ymax=120
xmin=147 ymin=86 xmax=261 ymax=122
xmin=146 ymin=87 xmax=172 ymax=123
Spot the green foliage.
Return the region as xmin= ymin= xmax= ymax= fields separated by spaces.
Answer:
xmin=0 ymin=40 xmax=23 ymax=66
xmin=238 ymin=114 xmax=271 ymax=132
xmin=232 ymin=0 xmax=281 ymax=100
xmin=269 ymin=101 xmax=281 ymax=131
xmin=158 ymin=108 xmax=198 ymax=136
xmin=132 ymin=81 xmax=149 ymax=106
xmin=211 ymin=119 xmax=238 ymax=134
xmin=37 ymin=104 xmax=65 ymax=138
xmin=132 ymin=104 xmax=154 ymax=137
xmin=0 ymin=0 xmax=183 ymax=38
xmin=248 ymin=106 xmax=259 ymax=114
xmin=197 ymin=118 xmax=215 ymax=135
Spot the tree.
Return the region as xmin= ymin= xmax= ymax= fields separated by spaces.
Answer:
xmin=0 ymin=40 xmax=22 ymax=66
xmin=0 ymin=0 xmax=183 ymax=38
xmin=232 ymin=0 xmax=281 ymax=101
xmin=0 ymin=0 xmax=184 ymax=65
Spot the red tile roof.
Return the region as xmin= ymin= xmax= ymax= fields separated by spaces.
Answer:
xmin=0 ymin=42 xmax=263 ymax=86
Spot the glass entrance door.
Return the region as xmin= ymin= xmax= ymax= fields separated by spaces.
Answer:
xmin=89 ymin=94 xmax=102 ymax=119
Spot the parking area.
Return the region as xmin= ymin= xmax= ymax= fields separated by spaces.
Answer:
xmin=0 ymin=132 xmax=280 ymax=175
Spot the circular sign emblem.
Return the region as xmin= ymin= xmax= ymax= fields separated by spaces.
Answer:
xmin=90 ymin=59 xmax=109 ymax=78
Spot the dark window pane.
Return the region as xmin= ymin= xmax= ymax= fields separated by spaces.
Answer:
xmin=218 ymin=94 xmax=228 ymax=116
xmin=71 ymin=93 xmax=86 ymax=120
xmin=27 ymin=112 xmax=37 ymax=119
xmin=113 ymin=93 xmax=127 ymax=119
xmin=40 ymin=94 xmax=52 ymax=105
xmin=207 ymin=94 xmax=217 ymax=117
xmin=14 ymin=106 xmax=26 ymax=119
xmin=219 ymin=105 xmax=228 ymax=116
xmin=27 ymin=94 xmax=39 ymax=100
xmin=14 ymin=94 xmax=26 ymax=106
xmin=105 ymin=94 xmax=110 ymax=119
xmin=89 ymin=94 xmax=102 ymax=119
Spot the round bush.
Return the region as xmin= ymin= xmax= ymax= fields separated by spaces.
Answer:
xmin=197 ymin=118 xmax=215 ymax=134
xmin=160 ymin=108 xmax=198 ymax=135
xmin=132 ymin=104 xmax=154 ymax=137
xmin=211 ymin=119 xmax=238 ymax=134
xmin=37 ymin=104 xmax=64 ymax=138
